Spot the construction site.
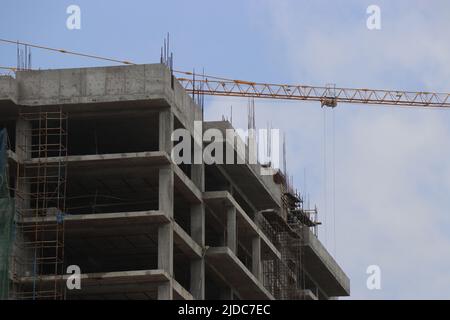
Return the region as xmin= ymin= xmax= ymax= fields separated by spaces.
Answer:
xmin=3 ymin=0 xmax=450 ymax=305
xmin=0 ymin=51 xmax=352 ymax=300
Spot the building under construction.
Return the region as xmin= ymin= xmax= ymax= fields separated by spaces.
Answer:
xmin=0 ymin=64 xmax=349 ymax=300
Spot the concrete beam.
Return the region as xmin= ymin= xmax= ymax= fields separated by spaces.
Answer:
xmin=19 ymin=210 xmax=170 ymax=230
xmin=25 ymin=151 xmax=171 ymax=167
xmin=173 ymin=279 xmax=194 ymax=301
xmin=0 ymin=75 xmax=17 ymax=103
xmin=206 ymin=247 xmax=274 ymax=300
xmin=18 ymin=269 xmax=171 ymax=284
xmin=173 ymin=164 xmax=203 ymax=203
xmin=203 ymin=191 xmax=281 ymax=261
xmin=18 ymin=269 xmax=171 ymax=298
xmin=14 ymin=65 xmax=170 ymax=106
xmin=173 ymin=222 xmax=203 ymax=259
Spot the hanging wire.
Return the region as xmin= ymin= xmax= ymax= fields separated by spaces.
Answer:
xmin=0 ymin=38 xmax=134 ymax=65
xmin=332 ymin=108 xmax=337 ymax=257
xmin=323 ymin=108 xmax=328 ymax=247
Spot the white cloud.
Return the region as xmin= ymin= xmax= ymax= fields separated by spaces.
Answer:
xmin=206 ymin=0 xmax=450 ymax=299
xmin=260 ymin=0 xmax=450 ymax=299
xmin=336 ymin=109 xmax=450 ymax=299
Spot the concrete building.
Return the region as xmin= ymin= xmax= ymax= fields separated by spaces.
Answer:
xmin=0 ymin=64 xmax=350 ymax=300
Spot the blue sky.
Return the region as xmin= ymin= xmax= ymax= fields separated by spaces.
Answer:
xmin=1 ymin=0 xmax=450 ymax=299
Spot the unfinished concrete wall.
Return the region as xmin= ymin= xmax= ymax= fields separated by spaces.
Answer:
xmin=0 ymin=76 xmax=17 ymax=103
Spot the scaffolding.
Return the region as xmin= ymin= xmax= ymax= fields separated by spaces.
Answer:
xmin=13 ymin=109 xmax=68 ymax=300
xmin=277 ymin=218 xmax=304 ymax=300
xmin=259 ymin=174 xmax=322 ymax=300
xmin=260 ymin=211 xmax=306 ymax=300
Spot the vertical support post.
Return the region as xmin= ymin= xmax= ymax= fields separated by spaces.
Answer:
xmin=15 ymin=118 xmax=31 ymax=161
xmin=226 ymin=205 xmax=237 ymax=254
xmin=190 ymin=160 xmax=205 ymax=299
xmin=190 ymin=204 xmax=205 ymax=246
xmin=190 ymin=202 xmax=205 ymax=300
xmin=159 ymin=109 xmax=173 ymax=154
xmin=158 ymin=282 xmax=172 ymax=300
xmin=252 ymin=236 xmax=262 ymax=281
xmin=190 ymin=254 xmax=204 ymax=300
xmin=190 ymin=165 xmax=204 ymax=246
xmin=157 ymin=167 xmax=174 ymax=300
xmin=157 ymin=109 xmax=174 ymax=300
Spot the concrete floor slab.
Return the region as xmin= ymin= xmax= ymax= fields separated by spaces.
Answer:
xmin=25 ymin=151 xmax=171 ymax=168
xmin=18 ymin=269 xmax=174 ymax=300
xmin=302 ymin=228 xmax=350 ymax=297
xmin=206 ymin=247 xmax=274 ymax=300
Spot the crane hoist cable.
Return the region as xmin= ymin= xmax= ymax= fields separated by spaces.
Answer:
xmin=0 ymin=38 xmax=134 ymax=65
xmin=332 ymin=108 xmax=337 ymax=257
xmin=2 ymin=38 xmax=450 ymax=109
xmin=323 ymin=108 xmax=328 ymax=247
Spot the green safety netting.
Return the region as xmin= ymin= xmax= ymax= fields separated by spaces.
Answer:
xmin=0 ymin=128 xmax=14 ymax=300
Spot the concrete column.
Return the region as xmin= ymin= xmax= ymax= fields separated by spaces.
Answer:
xmin=157 ymin=281 xmax=173 ymax=300
xmin=190 ymin=162 xmax=205 ymax=245
xmin=158 ymin=222 xmax=173 ymax=275
xmin=158 ymin=166 xmax=174 ymax=300
xmin=159 ymin=166 xmax=174 ymax=217
xmin=190 ymin=203 xmax=205 ymax=299
xmin=190 ymin=162 xmax=205 ymax=299
xmin=159 ymin=109 xmax=174 ymax=154
xmin=191 ymin=118 xmax=204 ymax=189
xmin=191 ymin=164 xmax=204 ymax=193
xmin=226 ymin=205 xmax=237 ymax=254
xmin=190 ymin=258 xmax=204 ymax=300
xmin=190 ymin=203 xmax=205 ymax=244
xmin=252 ymin=236 xmax=262 ymax=281
xmin=15 ymin=118 xmax=31 ymax=161
xmin=190 ymin=202 xmax=205 ymax=300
